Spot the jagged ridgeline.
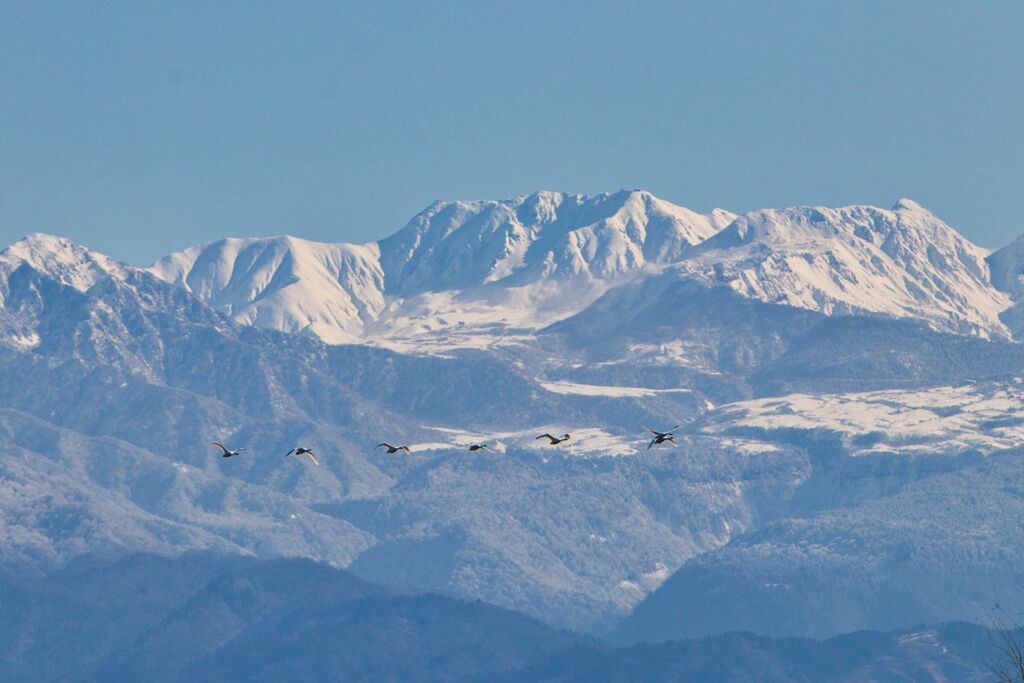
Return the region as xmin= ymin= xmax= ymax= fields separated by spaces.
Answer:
xmin=2 ymin=191 xmax=1024 ymax=645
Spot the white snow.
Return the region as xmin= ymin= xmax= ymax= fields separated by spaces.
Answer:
xmin=5 ymin=332 xmax=41 ymax=349
xmin=528 ymin=427 xmax=638 ymax=457
xmin=9 ymin=194 xmax=1024 ymax=350
xmin=617 ymin=562 xmax=671 ymax=595
xmin=417 ymin=425 xmax=641 ymax=457
xmin=0 ymin=233 xmax=129 ymax=293
xmin=404 ymin=442 xmax=456 ymax=452
xmin=150 ymin=236 xmax=385 ymax=344
xmin=147 ymin=191 xmax=735 ymax=348
xmin=539 ymin=380 xmax=692 ymax=398
xmin=379 ymin=190 xmax=734 ymax=293
xmin=706 ymin=383 xmax=1024 ymax=456
xmin=673 ymin=200 xmax=1012 ymax=338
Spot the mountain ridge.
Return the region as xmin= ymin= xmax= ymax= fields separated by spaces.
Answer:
xmin=5 ymin=191 xmax=1023 ymax=348
xmin=675 ymin=199 xmax=1009 ymax=338
xmin=4 ymin=194 xmax=1024 ymax=635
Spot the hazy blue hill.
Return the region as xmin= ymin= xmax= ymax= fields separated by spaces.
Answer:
xmin=495 ymin=622 xmax=991 ymax=682
xmin=0 ymin=553 xmax=588 ymax=683
xmin=92 ymin=557 xmax=389 ymax=681
xmin=0 ymin=553 xmax=250 ymax=681
xmin=184 ymin=594 xmax=586 ymax=683
xmin=0 ymin=554 xmax=999 ymax=682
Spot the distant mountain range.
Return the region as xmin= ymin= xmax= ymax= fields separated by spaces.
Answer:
xmin=0 ymin=553 xmax=995 ymax=682
xmin=139 ymin=191 xmax=1023 ymax=346
xmin=2 ymin=190 xmax=1024 ymax=648
xmin=11 ymin=189 xmax=1016 ymax=349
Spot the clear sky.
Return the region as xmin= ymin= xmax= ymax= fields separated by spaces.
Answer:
xmin=1 ymin=1 xmax=1022 ymax=264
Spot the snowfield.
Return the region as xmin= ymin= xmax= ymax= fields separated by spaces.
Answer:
xmin=702 ymin=381 xmax=1024 ymax=457
xmin=539 ymin=379 xmax=693 ymax=398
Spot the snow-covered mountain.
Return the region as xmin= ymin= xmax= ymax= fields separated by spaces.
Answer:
xmin=986 ymin=233 xmax=1024 ymax=338
xmin=0 ymin=232 xmax=129 ymax=295
xmin=144 ymin=193 xmax=1017 ymax=348
xmin=671 ymin=198 xmax=1010 ymax=338
xmin=149 ymin=190 xmax=735 ymax=348
xmin=378 ymin=190 xmax=733 ymax=292
xmin=5 ymin=190 xmax=1024 ymax=639
xmin=151 ymin=236 xmax=385 ymax=344
xmin=0 ymin=233 xmax=140 ymax=351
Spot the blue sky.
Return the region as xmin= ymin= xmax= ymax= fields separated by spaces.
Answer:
xmin=1 ymin=1 xmax=1022 ymax=263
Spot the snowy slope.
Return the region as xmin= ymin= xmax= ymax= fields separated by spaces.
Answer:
xmin=148 ymin=194 xmax=1016 ymax=347
xmin=151 ymin=236 xmax=385 ymax=344
xmin=987 ymin=233 xmax=1024 ymax=298
xmin=149 ymin=191 xmax=735 ymax=347
xmin=701 ymin=381 xmax=1024 ymax=458
xmin=0 ymin=233 xmax=129 ymax=294
xmin=672 ymin=198 xmax=1010 ymax=338
xmin=0 ymin=233 xmax=138 ymax=351
xmin=378 ymin=190 xmax=733 ymax=292
xmin=986 ymin=234 xmax=1024 ymax=338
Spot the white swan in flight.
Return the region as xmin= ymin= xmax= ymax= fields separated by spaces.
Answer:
xmin=210 ymin=442 xmax=246 ymax=458
xmin=535 ymin=433 xmax=571 ymax=445
xmin=285 ymin=447 xmax=319 ymax=465
xmin=376 ymin=442 xmax=411 ymax=454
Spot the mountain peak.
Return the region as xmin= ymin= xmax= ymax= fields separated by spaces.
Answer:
xmin=15 ymin=192 xmax=1002 ymax=349
xmin=1 ymin=232 xmax=127 ymax=292
xmin=679 ymin=201 xmax=1009 ymax=338
xmin=891 ymin=197 xmax=928 ymax=213
xmin=149 ymin=235 xmax=385 ymax=343
xmin=380 ymin=190 xmax=734 ymax=293
xmin=6 ymin=232 xmax=87 ymax=257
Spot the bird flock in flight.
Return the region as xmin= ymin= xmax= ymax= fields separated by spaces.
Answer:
xmin=209 ymin=426 xmax=679 ymax=466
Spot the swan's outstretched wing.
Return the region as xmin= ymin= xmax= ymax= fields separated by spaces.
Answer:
xmin=209 ymin=442 xmax=230 ymax=456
